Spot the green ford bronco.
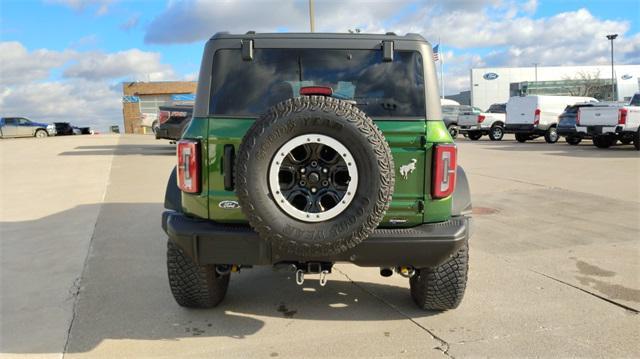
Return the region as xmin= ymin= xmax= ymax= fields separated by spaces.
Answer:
xmin=162 ymin=32 xmax=472 ymax=311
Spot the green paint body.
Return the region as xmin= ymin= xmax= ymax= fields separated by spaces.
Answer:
xmin=181 ymin=117 xmax=454 ymax=226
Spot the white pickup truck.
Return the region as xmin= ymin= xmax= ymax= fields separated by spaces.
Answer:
xmin=458 ymin=103 xmax=506 ymax=141
xmin=576 ymin=93 xmax=640 ymax=150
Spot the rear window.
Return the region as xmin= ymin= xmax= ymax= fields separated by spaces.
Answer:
xmin=442 ymin=105 xmax=458 ymax=114
xmin=210 ymin=49 xmax=426 ymax=118
xmin=631 ymin=94 xmax=640 ymax=106
xmin=487 ymin=104 xmax=506 ymax=113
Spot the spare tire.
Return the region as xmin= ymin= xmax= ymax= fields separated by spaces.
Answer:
xmin=235 ymin=96 xmax=394 ymax=257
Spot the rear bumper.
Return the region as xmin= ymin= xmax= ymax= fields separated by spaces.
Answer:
xmin=577 ymin=126 xmax=617 ymax=136
xmin=504 ymin=124 xmax=546 ymax=134
xmin=155 ymin=124 xmax=181 ymax=140
xmin=162 ymin=211 xmax=471 ymax=268
xmin=557 ymin=127 xmax=588 ymax=138
xmin=459 ymin=124 xmax=489 ymax=134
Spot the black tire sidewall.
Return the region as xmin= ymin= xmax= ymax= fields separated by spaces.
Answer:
xmin=488 ymin=126 xmax=504 ymax=141
xmin=236 ymin=97 xmax=394 ymax=256
xmin=593 ymin=135 xmax=614 ymax=148
xmin=515 ymin=133 xmax=528 ymax=143
xmin=448 ymin=125 xmax=459 ymax=139
xmin=468 ymin=132 xmax=482 ymax=141
xmin=544 ymin=127 xmax=559 ymax=143
xmin=566 ymin=136 xmax=581 ymax=145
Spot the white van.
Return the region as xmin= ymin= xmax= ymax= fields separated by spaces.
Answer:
xmin=505 ymin=95 xmax=597 ymax=143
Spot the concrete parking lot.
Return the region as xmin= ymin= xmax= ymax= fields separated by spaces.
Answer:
xmin=1 ymin=134 xmax=638 ymax=358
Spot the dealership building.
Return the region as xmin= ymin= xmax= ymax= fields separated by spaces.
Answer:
xmin=122 ymin=81 xmax=196 ymax=134
xmin=470 ymin=64 xmax=640 ymax=111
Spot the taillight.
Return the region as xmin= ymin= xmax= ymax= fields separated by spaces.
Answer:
xmin=533 ymin=109 xmax=541 ymax=125
xmin=477 ymin=115 xmax=485 ymax=124
xmin=158 ymin=111 xmax=169 ymax=125
xmin=576 ymin=110 xmax=581 ymax=125
xmin=177 ymin=140 xmax=200 ymax=193
xmin=432 ymin=144 xmax=457 ymax=199
xmin=618 ymin=108 xmax=627 ymax=125
xmin=300 ymin=86 xmax=333 ymax=96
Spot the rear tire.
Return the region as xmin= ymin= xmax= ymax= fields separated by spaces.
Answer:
xmin=634 ymin=129 xmax=639 ymax=151
xmin=488 ymin=125 xmax=504 ymax=141
xmin=467 ymin=131 xmax=482 ymax=141
xmin=544 ymin=127 xmax=559 ymax=143
xmin=592 ymin=135 xmax=615 ymax=149
xmin=515 ymin=133 xmax=529 ymax=143
xmin=619 ymin=135 xmax=633 ymax=145
xmin=167 ymin=241 xmax=229 ymax=308
xmin=410 ymin=243 xmax=469 ymax=311
xmin=566 ymin=136 xmax=581 ymax=145
xmin=447 ymin=125 xmax=459 ymax=139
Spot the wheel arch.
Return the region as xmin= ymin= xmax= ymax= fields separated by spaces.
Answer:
xmin=452 ymin=166 xmax=472 ymax=216
xmin=165 ymin=166 xmax=182 ymax=212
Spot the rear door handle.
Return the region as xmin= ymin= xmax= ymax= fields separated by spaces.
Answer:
xmin=223 ymin=145 xmax=235 ymax=191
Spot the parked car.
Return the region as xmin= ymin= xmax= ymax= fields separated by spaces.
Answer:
xmin=54 ymin=122 xmax=74 ymax=136
xmin=576 ymin=93 xmax=640 ymax=150
xmin=162 ymin=32 xmax=473 ymax=311
xmin=556 ymin=103 xmax=601 ymax=145
xmin=441 ymin=104 xmax=460 ymax=139
xmin=76 ymin=127 xmax=92 ymax=135
xmin=0 ymin=117 xmax=56 ymax=138
xmin=505 ymin=95 xmax=598 ymax=143
xmin=442 ymin=103 xmax=479 ymax=139
xmin=459 ymin=103 xmax=506 ymax=141
xmin=155 ymin=105 xmax=193 ymax=141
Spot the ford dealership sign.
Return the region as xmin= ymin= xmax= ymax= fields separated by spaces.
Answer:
xmin=483 ymin=72 xmax=499 ymax=80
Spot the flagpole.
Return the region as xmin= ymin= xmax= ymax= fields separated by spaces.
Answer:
xmin=439 ymin=37 xmax=444 ymax=99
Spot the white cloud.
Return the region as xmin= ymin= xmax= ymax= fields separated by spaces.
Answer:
xmin=120 ymin=14 xmax=140 ymax=31
xmin=46 ymin=0 xmax=116 ymax=15
xmin=0 ymin=42 xmax=74 ymax=86
xmin=141 ymin=1 xmax=639 ymax=96
xmin=63 ymin=49 xmax=175 ymax=81
xmin=1 ymin=41 xmax=179 ymax=131
xmin=144 ymin=0 xmax=416 ymax=44
xmin=0 ymin=80 xmax=122 ymax=129
xmin=396 ymin=7 xmax=638 ymax=94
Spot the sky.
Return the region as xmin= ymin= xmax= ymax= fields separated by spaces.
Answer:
xmin=1 ymin=0 xmax=639 ymax=130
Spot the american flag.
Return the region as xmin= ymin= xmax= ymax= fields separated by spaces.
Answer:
xmin=432 ymin=44 xmax=440 ymax=61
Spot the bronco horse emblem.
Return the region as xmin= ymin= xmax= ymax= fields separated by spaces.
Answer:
xmin=399 ymin=159 xmax=417 ymax=180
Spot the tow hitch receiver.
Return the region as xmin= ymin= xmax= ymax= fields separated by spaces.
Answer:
xmin=275 ymin=262 xmax=332 ymax=287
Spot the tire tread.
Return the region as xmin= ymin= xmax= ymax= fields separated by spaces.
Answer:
xmin=167 ymin=241 xmax=229 ymax=308
xmin=410 ymin=243 xmax=469 ymax=310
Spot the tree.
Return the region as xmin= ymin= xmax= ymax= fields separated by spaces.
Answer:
xmin=561 ymin=70 xmax=610 ymax=100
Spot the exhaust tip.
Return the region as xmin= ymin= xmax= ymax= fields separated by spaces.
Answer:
xmin=380 ymin=268 xmax=393 ymax=277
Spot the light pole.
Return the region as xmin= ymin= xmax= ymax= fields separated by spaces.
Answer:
xmin=532 ymin=63 xmax=538 ymax=83
xmin=606 ymin=34 xmax=618 ymax=100
xmin=308 ymin=0 xmax=315 ymax=32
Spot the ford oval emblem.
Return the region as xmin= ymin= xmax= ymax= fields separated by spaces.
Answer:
xmin=483 ymin=72 xmax=499 ymax=80
xmin=218 ymin=200 xmax=241 ymax=209
xmin=621 ymin=74 xmax=633 ymax=80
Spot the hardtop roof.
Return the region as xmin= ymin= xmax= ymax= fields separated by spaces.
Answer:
xmin=210 ymin=32 xmax=428 ymax=43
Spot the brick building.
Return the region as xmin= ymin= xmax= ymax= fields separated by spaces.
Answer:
xmin=122 ymin=81 xmax=197 ymax=134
